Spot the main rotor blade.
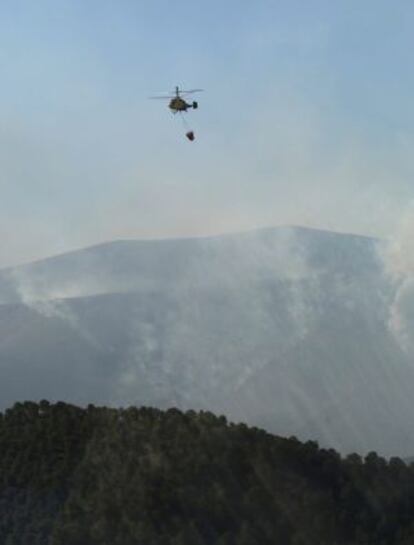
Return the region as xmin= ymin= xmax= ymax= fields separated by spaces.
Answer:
xmin=181 ymin=89 xmax=204 ymax=94
xmin=148 ymin=95 xmax=174 ymax=99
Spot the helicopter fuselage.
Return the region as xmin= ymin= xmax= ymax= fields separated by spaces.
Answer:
xmin=169 ymin=97 xmax=192 ymax=112
xmin=150 ymin=86 xmax=201 ymax=115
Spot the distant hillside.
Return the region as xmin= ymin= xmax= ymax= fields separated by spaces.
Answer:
xmin=1 ymin=401 xmax=414 ymax=545
xmin=0 ymin=226 xmax=411 ymax=456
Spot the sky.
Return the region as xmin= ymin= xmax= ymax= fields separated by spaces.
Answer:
xmin=1 ymin=0 xmax=414 ymax=266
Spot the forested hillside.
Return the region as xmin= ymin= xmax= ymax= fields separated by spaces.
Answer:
xmin=1 ymin=401 xmax=414 ymax=545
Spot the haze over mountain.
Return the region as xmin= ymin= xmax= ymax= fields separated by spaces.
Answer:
xmin=0 ymin=226 xmax=412 ymax=457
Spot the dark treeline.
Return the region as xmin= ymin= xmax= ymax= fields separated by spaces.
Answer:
xmin=1 ymin=402 xmax=414 ymax=544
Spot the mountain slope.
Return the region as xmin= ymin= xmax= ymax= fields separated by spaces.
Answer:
xmin=0 ymin=226 xmax=409 ymax=456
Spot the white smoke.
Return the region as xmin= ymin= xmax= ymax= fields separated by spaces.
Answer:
xmin=115 ymin=228 xmax=322 ymax=406
xmin=8 ymin=268 xmax=100 ymax=348
xmin=381 ymin=205 xmax=414 ymax=352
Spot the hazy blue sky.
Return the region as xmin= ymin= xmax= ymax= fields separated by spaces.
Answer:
xmin=1 ymin=0 xmax=414 ymax=266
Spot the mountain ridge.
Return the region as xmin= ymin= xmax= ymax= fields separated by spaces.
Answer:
xmin=0 ymin=224 xmax=377 ymax=275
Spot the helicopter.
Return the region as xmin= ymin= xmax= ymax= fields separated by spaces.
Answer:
xmin=150 ymin=86 xmax=203 ymax=140
xmin=150 ymin=86 xmax=203 ymax=113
